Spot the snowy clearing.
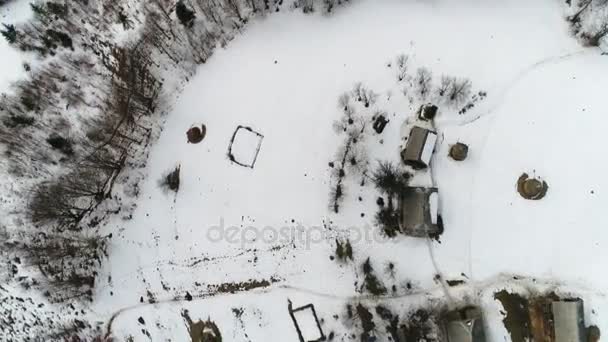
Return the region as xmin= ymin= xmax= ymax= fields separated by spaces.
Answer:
xmin=0 ymin=0 xmax=606 ymax=340
xmin=81 ymin=0 xmax=608 ymax=340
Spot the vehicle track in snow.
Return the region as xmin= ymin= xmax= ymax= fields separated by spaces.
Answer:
xmin=433 ymin=48 xmax=599 ymax=291
xmin=437 ymin=49 xmax=595 ymax=128
xmin=101 ymin=272 xmax=604 ymax=338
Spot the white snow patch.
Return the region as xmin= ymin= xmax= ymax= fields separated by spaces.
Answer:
xmin=429 ymin=191 xmax=438 ymax=225
xmin=0 ymin=1 xmax=33 ymax=93
xmin=421 ymin=130 xmax=438 ymax=167
xmin=292 ymin=306 xmax=323 ymax=341
xmin=229 ymin=126 xmax=263 ymax=167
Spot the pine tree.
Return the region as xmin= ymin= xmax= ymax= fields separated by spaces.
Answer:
xmin=176 ymin=1 xmax=196 ymax=28
xmin=1 ymin=23 xmax=16 ymax=44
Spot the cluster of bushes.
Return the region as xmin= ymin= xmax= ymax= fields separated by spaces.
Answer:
xmin=335 ymin=238 xmax=353 ymax=261
xmin=328 ymin=84 xmax=376 ymax=213
xmin=372 ymin=161 xmax=411 ymax=237
xmin=566 ymin=0 xmax=608 ymax=46
xmin=361 ymin=257 xmax=387 ymax=296
xmin=390 ymin=53 xmax=485 ymax=114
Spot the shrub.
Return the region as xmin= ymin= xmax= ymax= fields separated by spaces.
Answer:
xmin=335 ymin=239 xmax=353 ymax=261
xmin=328 ymin=182 xmax=344 ymax=213
xmin=355 ymin=303 xmax=375 ymax=340
xmin=176 ymin=1 xmax=196 ymax=28
xmin=160 ymin=165 xmax=181 ymax=193
xmin=45 ymin=29 xmax=73 ymax=50
xmin=362 ymin=258 xmax=387 ymax=296
xmin=47 ymin=134 xmax=74 ymax=155
xmin=372 ymin=161 xmax=410 ymax=198
xmin=414 ymin=67 xmax=433 ymax=100
xmin=1 ymin=23 xmax=16 ymax=44
xmin=4 ymin=114 xmax=35 ymax=127
xmin=375 ymin=205 xmax=400 ymax=237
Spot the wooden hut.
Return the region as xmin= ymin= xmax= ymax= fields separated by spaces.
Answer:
xmin=401 ymin=126 xmax=438 ymax=170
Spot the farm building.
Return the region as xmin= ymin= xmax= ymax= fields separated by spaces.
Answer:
xmin=401 ymin=126 xmax=438 ymax=170
xmin=418 ymin=103 xmax=439 ymax=121
xmin=399 ymin=187 xmax=441 ymax=237
xmin=552 ymin=299 xmax=586 ymax=342
xmin=442 ymin=306 xmax=486 ymax=342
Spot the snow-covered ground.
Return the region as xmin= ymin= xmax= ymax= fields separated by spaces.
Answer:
xmin=88 ymin=0 xmax=608 ymax=340
xmin=0 ymin=1 xmax=32 ymax=93
xmin=1 ymin=0 xmax=606 ymax=340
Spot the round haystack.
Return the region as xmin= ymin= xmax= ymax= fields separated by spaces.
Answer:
xmin=522 ymin=179 xmax=543 ymax=197
xmin=449 ymin=143 xmax=469 ymax=161
xmin=588 ymin=325 xmax=601 ymax=342
xmin=517 ymin=173 xmax=548 ymax=200
xmin=187 ymin=124 xmax=207 ymax=144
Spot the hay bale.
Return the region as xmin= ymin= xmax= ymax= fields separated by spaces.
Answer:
xmin=517 ymin=173 xmax=548 ymax=200
xmin=187 ymin=124 xmax=207 ymax=144
xmin=588 ymin=325 xmax=601 ymax=342
xmin=449 ymin=143 xmax=468 ymax=161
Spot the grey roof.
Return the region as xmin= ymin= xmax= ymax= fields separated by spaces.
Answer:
xmin=402 ymin=126 xmax=437 ymax=169
xmin=399 ymin=187 xmax=439 ymax=237
xmin=443 ymin=307 xmax=486 ymax=342
xmin=552 ymin=300 xmax=585 ymax=342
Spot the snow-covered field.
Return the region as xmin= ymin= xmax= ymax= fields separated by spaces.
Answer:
xmin=1 ymin=0 xmax=607 ymax=340
xmin=0 ymin=1 xmax=32 ymax=93
xmin=78 ymin=0 xmax=608 ymax=340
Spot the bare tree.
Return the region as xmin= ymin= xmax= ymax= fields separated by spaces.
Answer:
xmin=396 ymin=54 xmax=409 ymax=81
xmin=447 ymin=78 xmax=472 ymax=105
xmin=436 ymin=75 xmax=454 ymax=98
xmin=414 ymin=67 xmax=433 ymax=100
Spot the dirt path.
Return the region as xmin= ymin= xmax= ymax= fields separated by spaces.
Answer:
xmin=100 ymin=273 xmax=606 ymax=339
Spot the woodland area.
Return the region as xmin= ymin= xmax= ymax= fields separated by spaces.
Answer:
xmin=0 ymin=0 xmax=351 ymax=339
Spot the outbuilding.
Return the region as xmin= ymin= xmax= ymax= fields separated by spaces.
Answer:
xmin=552 ymin=299 xmax=586 ymax=342
xmin=399 ymin=187 xmax=440 ymax=237
xmin=442 ymin=306 xmax=486 ymax=342
xmin=401 ymin=126 xmax=438 ymax=170
xmin=418 ymin=103 xmax=438 ymax=121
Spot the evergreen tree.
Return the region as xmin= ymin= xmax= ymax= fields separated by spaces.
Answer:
xmin=176 ymin=1 xmax=196 ymax=28
xmin=1 ymin=23 xmax=16 ymax=44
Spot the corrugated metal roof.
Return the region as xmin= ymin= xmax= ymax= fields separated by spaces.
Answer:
xmin=552 ymin=300 xmax=585 ymax=342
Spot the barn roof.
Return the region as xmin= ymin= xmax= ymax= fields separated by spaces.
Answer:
xmin=400 ymin=187 xmax=440 ymax=237
xmin=402 ymin=126 xmax=437 ymax=169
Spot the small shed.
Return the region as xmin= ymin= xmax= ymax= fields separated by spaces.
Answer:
xmin=418 ymin=104 xmax=438 ymax=121
xmin=399 ymin=187 xmax=440 ymax=237
xmin=402 ymin=126 xmax=438 ymax=170
xmin=552 ymin=300 xmax=586 ymax=342
xmin=443 ymin=306 xmax=486 ymax=342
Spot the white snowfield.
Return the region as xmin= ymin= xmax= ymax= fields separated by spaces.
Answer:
xmin=0 ymin=1 xmax=33 ymax=93
xmin=4 ymin=0 xmax=595 ymax=340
